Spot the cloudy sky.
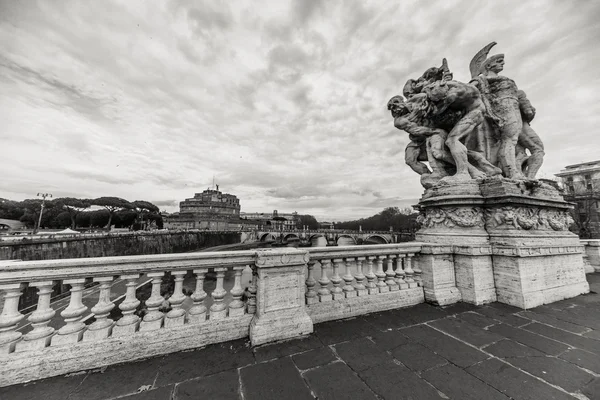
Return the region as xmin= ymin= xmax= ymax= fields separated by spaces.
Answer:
xmin=1 ymin=0 xmax=599 ymax=221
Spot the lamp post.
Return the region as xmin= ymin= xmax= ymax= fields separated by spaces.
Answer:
xmin=34 ymin=193 xmax=52 ymax=234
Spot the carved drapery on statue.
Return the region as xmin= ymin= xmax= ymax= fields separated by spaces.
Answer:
xmin=388 ymin=42 xmax=544 ymax=189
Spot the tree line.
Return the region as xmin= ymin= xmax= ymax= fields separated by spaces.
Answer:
xmin=0 ymin=197 xmax=163 ymax=231
xmin=335 ymin=207 xmax=419 ymax=232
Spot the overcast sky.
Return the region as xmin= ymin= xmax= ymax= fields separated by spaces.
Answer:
xmin=1 ymin=0 xmax=599 ymax=221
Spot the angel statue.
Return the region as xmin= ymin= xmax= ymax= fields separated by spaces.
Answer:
xmin=469 ymin=42 xmax=545 ymax=179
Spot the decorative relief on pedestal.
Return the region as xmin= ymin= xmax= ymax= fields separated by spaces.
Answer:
xmin=418 ymin=207 xmax=484 ymax=229
xmin=485 ymin=207 xmax=571 ymax=231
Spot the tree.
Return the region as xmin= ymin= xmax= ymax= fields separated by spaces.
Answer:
xmin=132 ymin=200 xmax=160 ymax=230
xmin=91 ymin=197 xmax=134 ymax=229
xmin=53 ymin=198 xmax=91 ymax=229
xmin=296 ymin=214 xmax=319 ymax=230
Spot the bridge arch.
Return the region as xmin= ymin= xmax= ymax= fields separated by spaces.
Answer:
xmin=283 ymin=233 xmax=300 ymax=241
xmin=259 ymin=233 xmax=276 ymax=242
xmin=364 ymin=235 xmax=389 ymax=244
xmin=336 ymin=235 xmax=356 ymax=245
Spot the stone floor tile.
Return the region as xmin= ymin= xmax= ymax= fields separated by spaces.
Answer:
xmin=487 ymin=302 xmax=523 ymax=314
xmin=402 ymin=324 xmax=488 ymax=368
xmin=303 ymin=361 xmax=378 ymax=400
xmin=558 ymin=348 xmax=600 ymax=373
xmin=583 ymin=329 xmax=600 ymax=340
xmin=333 ymin=337 xmax=390 ymax=372
xmin=174 ymin=370 xmax=239 ymax=400
xmin=506 ymin=355 xmax=595 ymax=393
xmin=524 ymin=322 xmax=600 ymax=355
xmin=292 ymin=347 xmax=337 ymax=370
xmin=582 ymin=377 xmax=600 ymax=399
xmin=368 ymin=328 xmax=411 ymax=350
xmin=120 ymin=385 xmax=175 ymax=400
xmin=68 ymin=357 xmax=164 ymax=400
xmin=402 ymin=303 xmax=448 ymax=324
xmin=484 ymin=338 xmax=545 ymax=358
xmin=314 ymin=316 xmax=377 ymax=345
xmin=518 ymin=311 xmax=590 ymax=334
xmin=253 ymin=335 xmax=323 ymax=362
xmin=531 ymin=304 xmax=600 ymax=330
xmin=391 ymin=343 xmax=447 ymax=372
xmin=466 ymin=358 xmax=576 ymax=400
xmin=487 ymin=323 xmax=569 ymax=356
xmin=240 ymin=357 xmax=312 ymax=400
xmin=422 ymin=363 xmax=510 ymax=400
xmin=361 ymin=308 xmax=413 ymax=330
xmin=476 ymin=305 xmax=531 ymax=327
xmin=429 ymin=316 xmax=505 ymax=347
xmin=456 ymin=311 xmax=499 ymax=328
xmin=0 ymin=372 xmax=88 ymax=400
xmin=358 ymin=360 xmax=445 ymax=399
xmin=154 ymin=339 xmax=254 ymax=387
xmin=440 ymin=301 xmax=478 ymax=315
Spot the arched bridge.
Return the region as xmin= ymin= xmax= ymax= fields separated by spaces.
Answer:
xmin=255 ymin=229 xmax=413 ymax=246
xmin=0 ymin=218 xmax=26 ymax=230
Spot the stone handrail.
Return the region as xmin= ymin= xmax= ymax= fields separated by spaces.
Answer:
xmin=0 ymin=245 xmax=425 ymax=386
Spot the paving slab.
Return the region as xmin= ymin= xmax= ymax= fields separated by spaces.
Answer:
xmin=582 ymin=377 xmax=600 ymax=399
xmin=0 ymin=372 xmax=87 ymax=400
xmin=240 ymin=357 xmax=312 ymax=400
xmin=357 ymin=360 xmax=445 ymax=400
xmin=524 ymin=322 xmax=600 ymax=355
xmin=439 ymin=301 xmax=479 ymax=315
xmin=121 ymin=385 xmax=174 ymax=400
xmin=531 ymin=304 xmax=600 ymax=330
xmin=476 ymin=305 xmax=531 ymax=327
xmin=583 ymin=329 xmax=600 ymax=340
xmin=368 ymin=328 xmax=411 ymax=350
xmin=313 ymin=316 xmax=377 ymax=345
xmin=253 ymin=335 xmax=323 ymax=362
xmin=466 ymin=358 xmax=576 ymax=400
xmin=428 ymin=316 xmax=505 ymax=347
xmin=484 ymin=338 xmax=546 ymax=358
xmin=391 ymin=343 xmax=447 ymax=372
xmin=303 ymin=361 xmax=378 ymax=400
xmin=517 ymin=311 xmax=591 ymax=334
xmin=421 ymin=363 xmax=510 ymax=400
xmin=559 ymin=348 xmax=600 ymax=374
xmin=402 ymin=324 xmax=489 ymax=368
xmin=333 ymin=337 xmax=390 ymax=372
xmin=456 ymin=311 xmax=499 ymax=328
xmin=292 ymin=347 xmax=338 ymax=370
xmin=487 ymin=323 xmax=569 ymax=356
xmin=154 ymin=338 xmax=255 ymax=387
xmin=174 ymin=370 xmax=239 ymax=400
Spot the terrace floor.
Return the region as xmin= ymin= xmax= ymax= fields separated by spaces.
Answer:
xmin=3 ymin=273 xmax=600 ymax=400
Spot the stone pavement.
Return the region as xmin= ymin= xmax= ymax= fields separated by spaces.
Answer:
xmin=3 ymin=273 xmax=600 ymax=400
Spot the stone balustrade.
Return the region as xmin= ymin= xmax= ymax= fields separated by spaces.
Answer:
xmin=581 ymin=239 xmax=600 ymax=273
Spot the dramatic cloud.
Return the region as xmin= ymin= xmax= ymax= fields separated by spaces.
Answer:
xmin=1 ymin=0 xmax=599 ymax=221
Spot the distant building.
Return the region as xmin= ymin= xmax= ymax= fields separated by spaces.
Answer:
xmin=319 ymin=221 xmax=335 ymax=230
xmin=240 ymin=210 xmax=299 ymax=230
xmin=164 ymin=188 xmax=257 ymax=230
xmin=555 ymin=160 xmax=600 ymax=238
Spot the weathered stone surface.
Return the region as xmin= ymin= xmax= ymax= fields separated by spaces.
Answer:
xmin=334 ymin=337 xmax=390 ymax=372
xmin=559 ymin=348 xmax=600 ymax=373
xmin=303 ymin=362 xmax=378 ymax=400
xmin=466 ymin=358 xmax=575 ymax=400
xmin=291 ymin=347 xmax=337 ymax=370
xmin=253 ymin=335 xmax=322 ymax=363
xmin=456 ymin=311 xmax=499 ymax=328
xmin=429 ymin=316 xmax=504 ymax=347
xmin=484 ymin=339 xmax=545 ymax=358
xmin=476 ymin=305 xmax=530 ymax=327
xmin=121 ymin=385 xmax=174 ymax=400
xmin=240 ymin=357 xmax=313 ymax=400
xmin=523 ymin=322 xmax=600 ymax=355
xmin=518 ymin=310 xmax=590 ymax=334
xmin=422 ymin=364 xmax=510 ymax=400
xmin=391 ymin=343 xmax=447 ymax=372
xmin=487 ymin=323 xmax=569 ymax=355
xmin=175 ymin=370 xmax=239 ymax=400
xmin=368 ymin=329 xmax=411 ymax=350
xmin=313 ymin=317 xmax=377 ymax=345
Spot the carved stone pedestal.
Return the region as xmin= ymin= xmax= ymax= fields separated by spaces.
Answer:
xmin=415 ymin=178 xmax=589 ymax=309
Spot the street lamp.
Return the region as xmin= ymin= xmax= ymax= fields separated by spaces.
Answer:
xmin=34 ymin=193 xmax=52 ymax=234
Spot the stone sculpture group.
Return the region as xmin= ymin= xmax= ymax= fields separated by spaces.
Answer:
xmin=388 ymin=42 xmax=545 ymax=189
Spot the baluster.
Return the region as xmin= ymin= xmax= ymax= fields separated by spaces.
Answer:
xmin=403 ymin=255 xmax=417 ymax=288
xmin=188 ymin=268 xmax=208 ymax=323
xmin=342 ymin=258 xmax=357 ymax=298
xmin=0 ymin=283 xmax=25 ymax=354
xmin=246 ymin=266 xmax=258 ymax=314
xmin=375 ymin=256 xmax=389 ymax=293
xmin=16 ymin=281 xmax=55 ymax=351
xmin=406 ymin=253 xmax=421 ymax=287
xmin=354 ymin=257 xmax=367 ymax=296
xmin=331 ymin=259 xmax=344 ymax=300
xmin=365 ymin=256 xmax=378 ymax=295
xmin=209 ymin=267 xmax=227 ymax=319
xmin=113 ymin=274 xmax=141 ymax=336
xmin=84 ymin=277 xmax=114 ymax=341
xmin=395 ymin=255 xmax=409 ymax=289
xmin=317 ymin=259 xmax=332 ymax=302
xmin=140 ymin=272 xmax=165 ymax=331
xmin=305 ymin=261 xmax=318 ymax=305
xmin=52 ymin=279 xmax=88 ymax=346
xmin=228 ymin=266 xmax=246 ymax=317
xmin=385 ymin=255 xmax=399 ymax=291
xmin=165 ymin=271 xmax=187 ymax=328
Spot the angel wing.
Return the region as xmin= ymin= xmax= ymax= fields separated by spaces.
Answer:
xmin=469 ymin=42 xmax=497 ymax=78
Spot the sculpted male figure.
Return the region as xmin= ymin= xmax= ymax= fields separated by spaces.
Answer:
xmin=470 ymin=42 xmax=544 ymax=179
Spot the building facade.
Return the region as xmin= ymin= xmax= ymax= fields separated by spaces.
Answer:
xmin=240 ymin=210 xmax=299 ymax=230
xmin=556 ymin=160 xmax=600 ymax=238
xmin=164 ymin=188 xmax=257 ymax=230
